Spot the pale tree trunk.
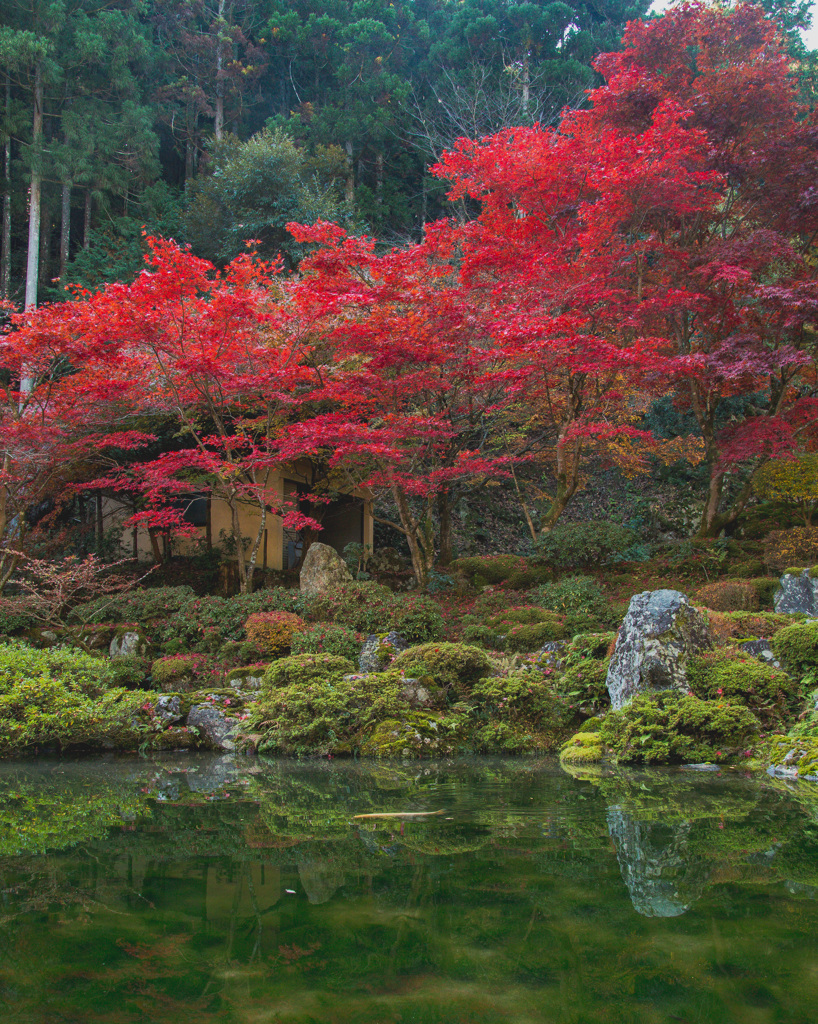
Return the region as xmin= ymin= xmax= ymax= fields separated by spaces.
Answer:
xmin=59 ymin=179 xmax=71 ymax=283
xmin=521 ymin=51 xmax=530 ymax=118
xmin=24 ymin=60 xmax=43 ymax=311
xmin=392 ymin=485 xmax=436 ymax=589
xmin=83 ymin=189 xmax=92 ymax=247
xmin=38 ymin=194 xmax=50 ymax=291
xmin=344 ymin=141 xmax=354 ymax=206
xmin=230 ymin=494 xmax=253 ymax=594
xmin=1 ymin=75 xmax=11 ymax=299
xmin=214 ymin=0 xmax=225 ymax=141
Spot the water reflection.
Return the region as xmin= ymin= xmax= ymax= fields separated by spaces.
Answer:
xmin=0 ymin=756 xmax=817 ymax=1024
xmin=607 ymin=807 xmax=709 ymax=916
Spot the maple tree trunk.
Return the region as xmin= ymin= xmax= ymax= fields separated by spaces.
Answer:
xmin=147 ymin=527 xmax=164 ymax=565
xmin=1 ymin=75 xmax=10 ymax=300
xmin=25 ymin=61 xmax=43 ymax=311
xmin=437 ymin=491 xmax=453 ymax=566
xmin=230 ymin=497 xmax=253 ymax=594
xmin=392 ymin=485 xmax=435 ymax=589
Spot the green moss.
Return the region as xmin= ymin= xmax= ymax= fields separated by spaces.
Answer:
xmin=462 ymin=606 xmax=567 ymax=651
xmin=469 ymin=673 xmax=576 ymax=752
xmin=761 ymin=734 xmax=818 ymax=778
xmin=262 ymin=653 xmax=354 ymax=690
xmin=600 ymin=692 xmax=760 ymax=765
xmin=390 ymin=642 xmax=492 ymax=696
xmin=577 ymin=716 xmax=603 ymax=734
xmin=560 ymin=731 xmax=603 ymax=764
xmin=555 ymin=632 xmax=616 ymax=712
xmin=687 ymin=648 xmax=800 ymax=727
xmin=359 ymin=711 xmax=467 ymax=757
xmin=773 ymin=620 xmax=818 ymax=676
xmin=784 ymin=567 xmax=806 ymax=576
xmin=450 ymin=555 xmax=551 ymax=590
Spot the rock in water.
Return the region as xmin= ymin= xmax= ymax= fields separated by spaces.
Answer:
xmin=606 ymin=590 xmax=711 ymax=710
xmin=300 ymin=542 xmax=353 ymax=598
xmin=359 ymin=631 xmax=408 ymax=673
xmin=187 ymin=705 xmax=239 ymax=751
xmin=775 ymin=569 xmax=818 ymax=617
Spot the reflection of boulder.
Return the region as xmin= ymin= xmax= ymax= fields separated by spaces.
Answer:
xmin=297 ymin=856 xmax=345 ymax=904
xmin=186 ymin=756 xmax=240 ymax=793
xmin=607 ymin=805 xmax=710 ymax=917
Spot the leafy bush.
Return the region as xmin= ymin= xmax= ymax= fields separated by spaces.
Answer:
xmin=600 ymin=692 xmax=760 ymax=764
xmin=304 ymin=582 xmax=443 ymax=642
xmin=533 ymin=575 xmax=609 ymax=620
xmin=245 ymin=611 xmax=306 ymax=656
xmin=556 ymin=632 xmax=616 ymax=713
xmin=749 ymin=577 xmax=784 ymax=608
xmin=159 ymin=591 xmax=301 ymax=653
xmin=0 ymin=598 xmax=38 ymax=637
xmin=469 ymin=673 xmax=575 ymax=752
xmin=262 ymin=653 xmax=355 ymax=690
xmin=704 ymin=611 xmax=794 ymax=643
xmin=693 ymin=580 xmax=758 ymax=612
xmin=463 ymin=605 xmax=567 ymax=651
xmin=450 ymin=555 xmax=550 ymax=590
xmin=108 ymin=655 xmax=151 ymax=690
xmin=69 ymin=585 xmax=196 ymax=625
xmin=0 ymin=680 xmax=158 ymax=754
xmin=151 ymin=654 xmax=224 ymax=691
xmin=725 ymin=560 xmax=766 ymax=579
xmin=686 ymin=648 xmax=800 ymax=727
xmin=535 ymin=521 xmax=638 ymax=568
xmin=290 ymin=624 xmax=364 ymax=662
xmin=0 ymin=642 xmax=113 ymax=697
xmin=772 ymin=621 xmax=818 ymax=676
xmin=249 ymin=672 xmax=405 ymax=756
xmin=390 ymin=642 xmax=493 ymax=696
xmin=765 ymin=527 xmax=818 ymax=573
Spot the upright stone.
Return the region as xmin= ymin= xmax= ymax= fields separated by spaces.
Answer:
xmin=606 ymin=590 xmax=711 ymax=710
xmin=774 ymin=569 xmax=818 ymax=617
xmin=300 ymin=542 xmax=353 ymax=598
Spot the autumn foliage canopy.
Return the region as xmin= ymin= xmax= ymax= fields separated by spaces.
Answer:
xmin=1 ymin=2 xmax=816 ymax=587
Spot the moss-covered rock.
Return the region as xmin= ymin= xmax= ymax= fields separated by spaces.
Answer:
xmin=559 ymin=731 xmax=604 ymax=764
xmin=359 ymin=711 xmax=467 ymax=757
xmin=773 ymin=620 xmax=818 ymax=676
xmin=390 ymin=642 xmax=493 ymax=697
xmin=686 ymin=648 xmax=801 ymax=727
xmin=760 ymin=734 xmax=818 ymax=780
xmin=600 ymin=692 xmax=759 ymax=764
xmin=262 ymin=653 xmax=355 ymax=690
xmin=469 ymin=673 xmax=575 ymax=752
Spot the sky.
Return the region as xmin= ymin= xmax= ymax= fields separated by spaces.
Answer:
xmin=649 ymin=0 xmax=818 ymax=49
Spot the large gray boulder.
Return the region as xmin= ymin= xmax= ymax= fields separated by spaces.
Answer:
xmin=606 ymin=590 xmax=711 ymax=710
xmin=187 ymin=704 xmax=240 ymax=751
xmin=300 ymin=542 xmax=353 ymax=598
xmin=775 ymin=569 xmax=818 ymax=617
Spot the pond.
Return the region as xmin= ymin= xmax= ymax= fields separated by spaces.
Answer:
xmin=1 ymin=755 xmax=817 ymax=1024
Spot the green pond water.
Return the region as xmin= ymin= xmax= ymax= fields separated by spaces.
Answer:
xmin=1 ymin=756 xmax=818 ymax=1024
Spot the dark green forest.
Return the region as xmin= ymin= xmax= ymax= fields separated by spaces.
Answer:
xmin=1 ymin=0 xmax=809 ymax=306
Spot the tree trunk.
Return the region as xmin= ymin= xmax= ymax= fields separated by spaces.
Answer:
xmin=59 ymin=179 xmax=71 ymax=284
xmin=24 ymin=61 xmax=43 ymax=311
xmin=392 ymin=485 xmax=435 ymax=589
xmin=83 ymin=189 xmax=92 ymax=247
xmin=230 ymin=496 xmax=253 ymax=594
xmin=344 ymin=141 xmax=354 ymax=206
xmin=375 ymin=151 xmax=384 ymax=209
xmin=437 ymin=491 xmax=453 ymax=566
xmin=38 ymin=194 xmax=51 ymax=291
xmin=1 ymin=75 xmax=11 ymax=299
xmin=214 ymin=0 xmax=225 ymax=140
xmin=147 ymin=527 xmax=164 ymax=564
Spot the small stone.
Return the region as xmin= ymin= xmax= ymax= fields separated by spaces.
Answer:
xmin=738 ymin=639 xmax=782 ymax=670
xmin=766 ymin=765 xmax=799 ymax=779
xmin=399 ymin=679 xmax=433 ymax=707
xmin=155 ymin=695 xmax=182 ymax=725
xmin=109 ymin=631 xmax=146 ymax=659
xmin=359 ymin=631 xmax=408 ymax=673
xmin=300 ymin=542 xmax=353 ymax=598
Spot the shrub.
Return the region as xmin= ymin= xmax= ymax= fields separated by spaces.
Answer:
xmin=262 ymin=653 xmax=355 ymax=690
xmin=600 ymin=692 xmax=760 ymax=764
xmin=534 ymin=575 xmax=609 ymax=620
xmin=245 ymin=611 xmax=306 ymax=656
xmin=108 ymin=655 xmax=151 ymax=690
xmin=686 ymin=648 xmax=800 ymax=727
xmin=0 ymin=642 xmax=113 ymax=697
xmin=534 ymin=521 xmax=638 ymax=568
xmin=150 ymin=654 xmax=225 ymax=691
xmin=725 ymin=560 xmax=766 ymax=579
xmin=249 ymin=672 xmax=405 ymax=756
xmin=556 ymin=632 xmax=617 ymax=713
xmin=303 ymin=581 xmax=443 ymax=642
xmin=449 ymin=555 xmax=550 ymax=590
xmin=69 ymin=585 xmax=196 ymax=625
xmin=159 ymin=591 xmax=297 ymax=653
xmin=0 ymin=598 xmax=38 ymax=637
xmin=772 ymin=621 xmax=818 ymax=676
xmin=390 ymin=642 xmax=493 ymax=696
xmin=705 ymin=611 xmax=793 ymax=643
xmin=765 ymin=526 xmax=818 ymax=573
xmin=290 ymin=624 xmax=364 ymax=662
xmin=0 ymin=680 xmax=159 ymax=754
xmin=463 ymin=605 xmax=567 ymax=651
xmin=749 ymin=577 xmax=783 ymax=608
xmin=469 ymin=673 xmax=575 ymax=752
xmin=693 ymin=580 xmax=758 ymax=612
